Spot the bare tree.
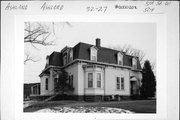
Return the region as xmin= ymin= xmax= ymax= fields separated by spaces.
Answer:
xmin=150 ymin=61 xmax=156 ymax=71
xmin=111 ymin=45 xmax=145 ymax=66
xmin=24 ymin=22 xmax=71 ymax=64
xmin=24 ymin=22 xmax=55 ymax=47
xmin=24 ymin=52 xmax=40 ymax=65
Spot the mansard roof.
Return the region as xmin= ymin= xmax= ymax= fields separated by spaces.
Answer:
xmin=47 ymin=42 xmax=142 ymax=70
xmin=46 ymin=51 xmax=62 ymax=67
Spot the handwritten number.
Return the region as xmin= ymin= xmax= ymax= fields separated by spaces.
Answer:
xmin=86 ymin=6 xmax=107 ymax=13
xmin=143 ymin=7 xmax=155 ymax=13
xmin=156 ymin=1 xmax=162 ymax=6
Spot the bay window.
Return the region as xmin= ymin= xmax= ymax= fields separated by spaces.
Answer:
xmin=97 ymin=73 xmax=101 ymax=88
xmin=88 ymin=73 xmax=93 ymax=88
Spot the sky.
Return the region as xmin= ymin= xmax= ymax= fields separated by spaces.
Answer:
xmin=24 ymin=22 xmax=156 ymax=83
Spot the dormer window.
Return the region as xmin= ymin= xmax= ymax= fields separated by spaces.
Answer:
xmin=63 ymin=54 xmax=67 ymax=65
xmin=117 ymin=52 xmax=123 ymax=65
xmin=90 ymin=46 xmax=97 ymax=62
xmin=46 ymin=56 xmax=49 ymax=65
xmin=132 ymin=57 xmax=137 ymax=69
xmin=69 ymin=49 xmax=73 ymax=62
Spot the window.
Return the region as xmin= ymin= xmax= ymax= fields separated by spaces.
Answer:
xmin=117 ymin=52 xmax=123 ymax=65
xmin=69 ymin=49 xmax=73 ymax=62
xmin=97 ymin=73 xmax=101 ymax=88
xmin=121 ymin=77 xmax=124 ymax=90
xmin=63 ymin=55 xmax=67 ymax=65
xmin=116 ymin=77 xmax=120 ymax=89
xmin=118 ymin=60 xmax=122 ymax=65
xmin=69 ymin=75 xmax=73 ymax=87
xmin=116 ymin=77 xmax=125 ymax=90
xmin=88 ymin=73 xmax=93 ymax=88
xmin=90 ymin=46 xmax=97 ymax=62
xmin=45 ymin=78 xmax=48 ymax=90
xmin=91 ymin=56 xmax=97 ymax=62
xmin=132 ymin=58 xmax=137 ymax=69
xmin=46 ymin=56 xmax=49 ymax=65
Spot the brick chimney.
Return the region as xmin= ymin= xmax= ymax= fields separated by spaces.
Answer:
xmin=96 ymin=38 xmax=101 ymax=47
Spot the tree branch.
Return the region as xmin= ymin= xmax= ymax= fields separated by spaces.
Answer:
xmin=24 ymin=52 xmax=41 ymax=64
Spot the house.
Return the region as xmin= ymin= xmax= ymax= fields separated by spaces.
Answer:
xmin=30 ymin=83 xmax=40 ymax=96
xmin=24 ymin=83 xmax=40 ymax=100
xmin=39 ymin=39 xmax=142 ymax=101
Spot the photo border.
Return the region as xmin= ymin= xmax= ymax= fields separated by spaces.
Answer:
xmin=15 ymin=14 xmax=166 ymax=120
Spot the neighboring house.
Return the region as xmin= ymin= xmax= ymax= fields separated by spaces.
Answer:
xmin=39 ymin=39 xmax=142 ymax=101
xmin=30 ymin=83 xmax=40 ymax=96
xmin=24 ymin=83 xmax=40 ymax=100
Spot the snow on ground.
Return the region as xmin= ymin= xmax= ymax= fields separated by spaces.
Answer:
xmin=24 ymin=101 xmax=38 ymax=108
xmin=36 ymin=106 xmax=133 ymax=113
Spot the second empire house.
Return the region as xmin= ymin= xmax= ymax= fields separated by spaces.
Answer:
xmin=36 ymin=38 xmax=142 ymax=101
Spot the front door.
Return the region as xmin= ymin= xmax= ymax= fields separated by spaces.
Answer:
xmin=130 ymin=81 xmax=137 ymax=95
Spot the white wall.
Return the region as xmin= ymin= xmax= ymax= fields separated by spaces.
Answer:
xmin=40 ymin=68 xmax=55 ymax=95
xmin=40 ymin=75 xmax=49 ymax=95
xmin=77 ymin=63 xmax=85 ymax=95
xmin=65 ymin=63 xmax=79 ymax=95
xmin=40 ymin=63 xmax=142 ymax=97
xmin=104 ymin=67 xmax=130 ymax=96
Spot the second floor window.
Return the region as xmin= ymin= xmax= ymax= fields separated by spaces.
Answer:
xmin=69 ymin=49 xmax=73 ymax=62
xmin=88 ymin=73 xmax=93 ymax=88
xmin=132 ymin=58 xmax=137 ymax=69
xmin=90 ymin=46 xmax=97 ymax=62
xmin=117 ymin=52 xmax=123 ymax=65
xmin=118 ymin=60 xmax=122 ymax=65
xmin=91 ymin=56 xmax=97 ymax=62
xmin=63 ymin=55 xmax=67 ymax=65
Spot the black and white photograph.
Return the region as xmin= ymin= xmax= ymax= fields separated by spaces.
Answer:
xmin=1 ymin=1 xmax=179 ymax=120
xmin=23 ymin=22 xmax=156 ymax=113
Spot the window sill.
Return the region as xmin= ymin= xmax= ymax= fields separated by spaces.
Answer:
xmin=85 ymin=88 xmax=104 ymax=90
xmin=115 ymin=89 xmax=125 ymax=91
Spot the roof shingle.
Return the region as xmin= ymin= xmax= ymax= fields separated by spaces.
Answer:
xmin=47 ymin=42 xmax=142 ymax=70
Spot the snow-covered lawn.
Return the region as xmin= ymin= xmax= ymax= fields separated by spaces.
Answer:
xmin=36 ymin=106 xmax=133 ymax=113
xmin=24 ymin=101 xmax=38 ymax=108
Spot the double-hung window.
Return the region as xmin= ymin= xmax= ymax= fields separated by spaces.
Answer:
xmin=97 ymin=73 xmax=101 ymax=88
xmin=116 ymin=77 xmax=125 ymax=90
xmin=88 ymin=73 xmax=93 ymax=88
xmin=116 ymin=77 xmax=120 ymax=90
xmin=121 ymin=77 xmax=124 ymax=90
